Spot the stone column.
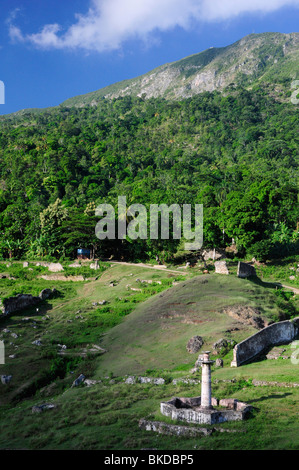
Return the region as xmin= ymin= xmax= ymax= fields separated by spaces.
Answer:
xmin=201 ymin=351 xmax=214 ymax=410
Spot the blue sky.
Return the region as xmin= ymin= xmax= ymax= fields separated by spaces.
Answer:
xmin=0 ymin=0 xmax=299 ymax=115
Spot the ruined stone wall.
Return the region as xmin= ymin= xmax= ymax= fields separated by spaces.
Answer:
xmin=231 ymin=319 xmax=298 ymax=367
xmin=0 ymin=289 xmax=55 ymax=316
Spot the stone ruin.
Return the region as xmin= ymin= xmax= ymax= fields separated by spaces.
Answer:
xmin=160 ymin=352 xmax=252 ymax=425
xmin=237 ymin=262 xmax=256 ymax=278
xmin=214 ymin=260 xmax=229 ymax=275
xmin=0 ymin=288 xmax=56 ymax=317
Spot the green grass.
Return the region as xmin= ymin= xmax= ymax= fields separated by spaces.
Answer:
xmin=95 ymin=274 xmax=297 ymax=377
xmin=0 ymin=260 xmax=298 ymax=450
xmin=0 ymin=376 xmax=298 ymax=450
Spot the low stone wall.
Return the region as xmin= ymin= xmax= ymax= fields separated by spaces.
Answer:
xmin=0 ymin=289 xmax=56 ymax=316
xmin=160 ymin=396 xmax=251 ymax=425
xmin=231 ymin=319 xmax=299 ymax=367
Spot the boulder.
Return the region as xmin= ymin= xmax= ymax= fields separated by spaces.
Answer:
xmin=72 ymin=374 xmax=85 ymax=387
xmin=214 ymin=261 xmax=229 ymax=275
xmin=48 ymin=263 xmax=64 ymax=273
xmin=1 ymin=375 xmax=12 ymax=385
xmin=39 ymin=288 xmax=55 ymax=300
xmin=213 ymin=338 xmax=228 ymax=351
xmin=202 ymin=249 xmax=224 ymax=261
xmin=215 ymin=358 xmax=224 ymax=368
xmin=187 ymin=336 xmax=204 ymax=354
xmin=32 ymin=403 xmax=56 ymax=413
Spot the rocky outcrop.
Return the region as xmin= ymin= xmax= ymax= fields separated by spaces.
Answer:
xmin=222 ymin=305 xmax=267 ymax=329
xmin=186 ymin=336 xmax=204 ymax=354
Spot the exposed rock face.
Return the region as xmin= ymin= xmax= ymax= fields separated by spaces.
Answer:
xmin=237 ymin=262 xmax=256 ymax=278
xmin=186 ymin=336 xmax=204 ymax=354
xmin=214 ymin=261 xmax=229 ymax=275
xmin=62 ymin=33 xmax=299 ymax=106
xmin=222 ymin=305 xmax=267 ymax=329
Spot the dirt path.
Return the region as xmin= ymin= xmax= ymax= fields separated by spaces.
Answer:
xmin=108 ymin=260 xmax=188 ymax=275
xmin=281 ymin=284 xmax=299 ymax=295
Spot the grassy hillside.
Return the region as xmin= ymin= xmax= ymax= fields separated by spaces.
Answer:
xmin=0 ymin=261 xmax=298 ymax=450
xmin=96 ymin=274 xmax=288 ymax=377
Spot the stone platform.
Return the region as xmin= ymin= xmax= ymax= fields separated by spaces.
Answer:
xmin=160 ymin=396 xmax=252 ymax=425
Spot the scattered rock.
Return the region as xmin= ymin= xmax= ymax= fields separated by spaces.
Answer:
xmin=32 ymin=340 xmax=42 ymax=346
xmin=195 ymin=354 xmax=205 ymax=368
xmin=172 ymin=378 xmax=200 ymax=385
xmin=1 ymin=375 xmax=12 ymax=384
xmin=202 ymin=249 xmax=225 ymax=261
xmin=222 ymin=305 xmax=267 ymax=329
xmin=215 ymin=358 xmax=224 ymax=368
xmin=23 ymin=262 xmax=29 ymax=268
xmin=48 ymin=263 xmax=64 ymax=273
xmin=214 ymin=261 xmax=229 ymax=275
xmin=186 ymin=336 xmax=204 ymax=354
xmin=213 ymin=338 xmax=228 ymax=351
xmin=266 ymin=347 xmax=288 ymax=360
xmin=11 ymin=333 xmax=18 ymax=339
xmin=84 ymin=379 xmax=102 ymax=387
xmin=32 ymin=403 xmax=56 ymax=413
xmin=139 ymin=419 xmax=212 ymax=437
xmin=125 ymin=376 xmax=137 ymax=384
xmin=72 ymin=374 xmax=85 ymax=387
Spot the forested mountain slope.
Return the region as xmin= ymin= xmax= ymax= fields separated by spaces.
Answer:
xmin=0 ymin=86 xmax=298 ymax=261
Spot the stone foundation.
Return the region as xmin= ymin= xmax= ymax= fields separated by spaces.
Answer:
xmin=160 ymin=396 xmax=252 ymax=425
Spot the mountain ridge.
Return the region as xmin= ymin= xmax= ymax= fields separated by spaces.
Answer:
xmin=61 ymin=31 xmax=299 ymax=107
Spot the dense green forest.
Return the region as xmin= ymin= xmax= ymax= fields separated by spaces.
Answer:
xmin=0 ymin=86 xmax=298 ymax=261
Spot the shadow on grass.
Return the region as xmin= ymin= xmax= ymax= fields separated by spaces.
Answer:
xmin=249 ymin=392 xmax=292 ymax=404
xmin=247 ymin=275 xmax=282 ymax=290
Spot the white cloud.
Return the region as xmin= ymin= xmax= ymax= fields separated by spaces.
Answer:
xmin=8 ymin=0 xmax=299 ymax=52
